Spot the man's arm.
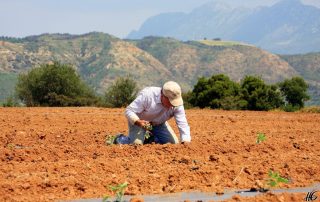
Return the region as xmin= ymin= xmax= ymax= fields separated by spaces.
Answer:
xmin=174 ymin=106 xmax=191 ymax=142
xmin=125 ymin=90 xmax=151 ymax=127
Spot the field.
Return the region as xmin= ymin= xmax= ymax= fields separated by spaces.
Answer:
xmin=198 ymin=40 xmax=251 ymax=47
xmin=0 ymin=107 xmax=319 ymax=201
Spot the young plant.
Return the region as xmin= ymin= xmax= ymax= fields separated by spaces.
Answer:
xmin=104 ymin=182 xmax=128 ymax=202
xmin=105 ymin=135 xmax=117 ymax=145
xmin=256 ymin=133 xmax=266 ymax=144
xmin=266 ymin=170 xmax=289 ymax=188
xmin=143 ymin=123 xmax=153 ymax=140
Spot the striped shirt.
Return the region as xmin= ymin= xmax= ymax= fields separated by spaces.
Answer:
xmin=125 ymin=87 xmax=191 ymax=142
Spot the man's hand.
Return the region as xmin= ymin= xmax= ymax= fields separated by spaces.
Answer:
xmin=134 ymin=119 xmax=151 ymax=129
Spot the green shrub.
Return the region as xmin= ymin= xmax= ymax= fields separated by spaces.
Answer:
xmin=105 ymin=76 xmax=139 ymax=107
xmin=240 ymin=76 xmax=283 ymax=111
xmin=279 ymin=77 xmax=310 ymax=110
xmin=15 ymin=61 xmax=98 ymax=106
xmin=281 ymin=104 xmax=301 ymax=112
xmin=190 ymin=74 xmax=245 ymax=109
xmin=190 ymin=74 xmax=284 ymax=111
xmin=182 ymin=91 xmax=194 ymax=109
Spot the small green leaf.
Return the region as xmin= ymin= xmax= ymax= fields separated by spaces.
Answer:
xmin=256 ymin=133 xmax=266 ymax=144
xmin=278 ymin=177 xmax=289 ymax=183
xmin=266 ymin=170 xmax=289 ymax=188
xmin=105 ymin=182 xmax=128 ymax=202
xmin=268 ymin=180 xmax=277 ymax=187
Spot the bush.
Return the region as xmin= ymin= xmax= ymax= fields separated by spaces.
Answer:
xmin=281 ymin=104 xmax=301 ymax=112
xmin=240 ymin=76 xmax=283 ymax=111
xmin=189 ymin=74 xmax=287 ymax=111
xmin=190 ymin=74 xmax=246 ymax=109
xmin=279 ymin=77 xmax=310 ymax=110
xmin=15 ymin=62 xmax=98 ymax=106
xmin=105 ymin=76 xmax=139 ymax=107
xmin=182 ymin=91 xmax=194 ymax=109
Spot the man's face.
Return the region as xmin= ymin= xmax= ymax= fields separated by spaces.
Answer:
xmin=161 ymin=93 xmax=173 ymax=108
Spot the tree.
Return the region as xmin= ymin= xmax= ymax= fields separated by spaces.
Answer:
xmin=240 ymin=76 xmax=283 ymax=111
xmin=190 ymin=74 xmax=246 ymax=109
xmin=105 ymin=76 xmax=139 ymax=107
xmin=15 ymin=62 xmax=97 ymax=106
xmin=279 ymin=77 xmax=310 ymax=109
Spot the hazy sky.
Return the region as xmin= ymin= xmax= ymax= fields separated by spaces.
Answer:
xmin=0 ymin=0 xmax=319 ymax=39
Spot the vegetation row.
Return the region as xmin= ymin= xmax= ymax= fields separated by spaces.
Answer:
xmin=2 ymin=62 xmax=312 ymax=112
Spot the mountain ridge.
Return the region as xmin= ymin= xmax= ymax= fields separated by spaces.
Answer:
xmin=127 ymin=0 xmax=320 ymax=54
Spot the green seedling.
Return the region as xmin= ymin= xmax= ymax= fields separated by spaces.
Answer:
xmin=266 ymin=170 xmax=289 ymax=188
xmin=103 ymin=182 xmax=128 ymax=202
xmin=105 ymin=135 xmax=117 ymax=145
xmin=256 ymin=133 xmax=266 ymax=144
xmin=143 ymin=123 xmax=153 ymax=140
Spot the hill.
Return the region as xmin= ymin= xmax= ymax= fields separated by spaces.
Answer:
xmin=280 ymin=52 xmax=320 ymax=105
xmin=127 ymin=0 xmax=320 ymax=54
xmin=0 ymin=33 xmax=174 ymax=94
xmin=129 ymin=36 xmax=297 ymax=89
xmin=0 ymin=33 xmax=319 ymax=105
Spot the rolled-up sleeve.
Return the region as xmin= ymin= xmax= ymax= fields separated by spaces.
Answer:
xmin=174 ymin=106 xmax=191 ymax=142
xmin=125 ymin=91 xmax=148 ymax=125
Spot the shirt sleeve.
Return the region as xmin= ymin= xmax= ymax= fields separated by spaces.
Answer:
xmin=125 ymin=90 xmax=150 ymax=125
xmin=174 ymin=106 xmax=191 ymax=142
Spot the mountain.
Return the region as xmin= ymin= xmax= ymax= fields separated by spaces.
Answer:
xmin=128 ymin=2 xmax=254 ymax=41
xmin=233 ymin=0 xmax=320 ymax=54
xmin=0 ymin=33 xmax=319 ymax=105
xmin=127 ymin=0 xmax=320 ymax=54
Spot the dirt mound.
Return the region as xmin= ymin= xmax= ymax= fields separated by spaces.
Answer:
xmin=0 ymin=108 xmax=319 ymax=201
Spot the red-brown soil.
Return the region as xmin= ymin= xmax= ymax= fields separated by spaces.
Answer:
xmin=0 ymin=107 xmax=319 ymax=201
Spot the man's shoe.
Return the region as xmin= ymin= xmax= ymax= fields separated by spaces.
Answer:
xmin=106 ymin=134 xmax=125 ymax=145
xmin=114 ymin=134 xmax=126 ymax=144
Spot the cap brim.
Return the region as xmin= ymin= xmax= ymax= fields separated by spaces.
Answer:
xmin=169 ymin=97 xmax=183 ymax=107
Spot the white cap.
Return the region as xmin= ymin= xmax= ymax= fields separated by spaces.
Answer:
xmin=162 ymin=81 xmax=183 ymax=107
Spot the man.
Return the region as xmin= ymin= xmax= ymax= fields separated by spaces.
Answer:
xmin=114 ymin=81 xmax=191 ymax=144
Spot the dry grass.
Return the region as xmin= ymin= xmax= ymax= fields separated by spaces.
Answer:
xmin=299 ymin=106 xmax=320 ymax=113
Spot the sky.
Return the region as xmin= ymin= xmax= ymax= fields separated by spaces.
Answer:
xmin=0 ymin=0 xmax=319 ymax=39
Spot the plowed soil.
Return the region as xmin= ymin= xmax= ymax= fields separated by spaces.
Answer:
xmin=0 ymin=107 xmax=319 ymax=201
